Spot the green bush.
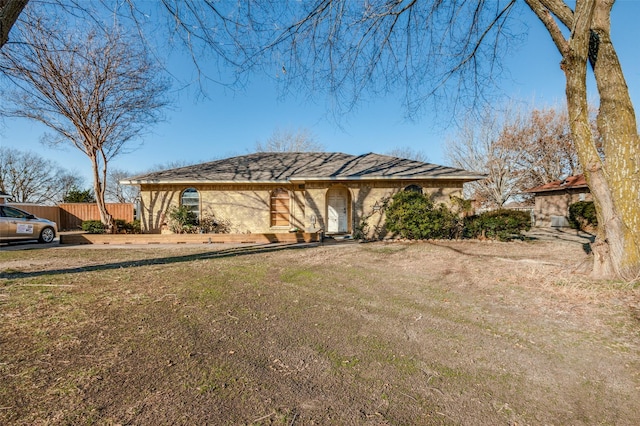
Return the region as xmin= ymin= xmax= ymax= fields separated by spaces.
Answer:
xmin=385 ymin=191 xmax=458 ymax=239
xmin=82 ymin=219 xmax=140 ymax=234
xmin=167 ymin=205 xmax=199 ymax=234
xmin=464 ymin=209 xmax=531 ymax=241
xmin=568 ymin=201 xmax=597 ymax=231
xmin=166 ymin=205 xmax=232 ymax=234
xmin=81 ymin=220 xmax=106 ymax=234
xmin=114 ymin=219 xmax=142 ymax=234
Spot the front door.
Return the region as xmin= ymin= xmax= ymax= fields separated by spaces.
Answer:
xmin=327 ymin=188 xmax=348 ymax=233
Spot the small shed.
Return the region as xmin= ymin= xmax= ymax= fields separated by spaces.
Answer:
xmin=525 ymin=175 xmax=591 ymax=227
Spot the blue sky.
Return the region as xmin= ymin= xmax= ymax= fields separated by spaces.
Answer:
xmin=1 ymin=1 xmax=639 ymax=186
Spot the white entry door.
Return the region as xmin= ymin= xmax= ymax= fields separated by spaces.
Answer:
xmin=327 ymin=189 xmax=348 ymax=233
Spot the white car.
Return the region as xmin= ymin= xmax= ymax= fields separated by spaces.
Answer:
xmin=0 ymin=205 xmax=57 ymax=244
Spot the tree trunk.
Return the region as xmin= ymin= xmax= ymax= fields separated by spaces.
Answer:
xmin=588 ymin=1 xmax=640 ymax=280
xmin=527 ymin=0 xmax=640 ymax=280
xmin=89 ymin=152 xmax=114 ymax=233
xmin=0 ymin=0 xmax=28 ymax=49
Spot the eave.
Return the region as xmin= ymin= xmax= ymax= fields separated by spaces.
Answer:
xmin=122 ymin=174 xmax=485 ymax=186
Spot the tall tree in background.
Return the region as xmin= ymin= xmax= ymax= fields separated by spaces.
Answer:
xmin=255 ymin=127 xmax=324 ymax=152
xmin=63 ymin=188 xmax=96 ymax=203
xmin=446 ymin=107 xmax=527 ymax=208
xmin=501 ymin=106 xmax=583 ymax=188
xmin=106 ymin=168 xmax=140 ymax=204
xmin=0 ymin=9 xmax=169 ymax=231
xmin=0 ymin=146 xmax=82 ymax=204
xmin=447 ymin=105 xmax=584 ymax=208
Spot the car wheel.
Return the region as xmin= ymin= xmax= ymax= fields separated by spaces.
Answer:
xmin=39 ymin=227 xmax=56 ymax=243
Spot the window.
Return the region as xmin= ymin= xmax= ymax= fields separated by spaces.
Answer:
xmin=270 ymin=188 xmax=290 ymax=227
xmin=181 ymin=188 xmax=200 ymax=218
xmin=1 ymin=206 xmax=30 ymax=218
xmin=404 ymin=184 xmax=423 ymax=194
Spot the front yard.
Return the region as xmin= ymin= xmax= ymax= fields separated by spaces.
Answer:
xmin=1 ymin=238 xmax=638 ymax=424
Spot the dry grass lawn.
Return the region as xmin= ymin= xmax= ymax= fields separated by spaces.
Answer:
xmin=1 ymin=238 xmax=639 ymax=425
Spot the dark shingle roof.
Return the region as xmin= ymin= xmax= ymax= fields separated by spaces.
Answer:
xmin=123 ymin=152 xmax=485 ymax=184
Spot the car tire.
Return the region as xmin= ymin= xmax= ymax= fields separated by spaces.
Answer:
xmin=39 ymin=227 xmax=56 ymax=244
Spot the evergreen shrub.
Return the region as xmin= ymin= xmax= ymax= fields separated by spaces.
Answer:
xmin=568 ymin=201 xmax=597 ymax=230
xmin=384 ymin=191 xmax=458 ymax=239
xmin=464 ymin=209 xmax=531 ymax=241
xmin=81 ymin=220 xmax=106 ymax=234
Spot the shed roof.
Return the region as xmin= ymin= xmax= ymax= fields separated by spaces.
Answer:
xmin=525 ymin=174 xmax=589 ymax=194
xmin=123 ymin=152 xmax=485 ymax=185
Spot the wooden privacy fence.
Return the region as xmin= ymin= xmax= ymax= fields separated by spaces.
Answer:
xmin=59 ymin=203 xmax=134 ymax=230
xmin=7 ymin=203 xmax=134 ymax=231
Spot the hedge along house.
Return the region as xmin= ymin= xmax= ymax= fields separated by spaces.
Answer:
xmin=122 ymin=152 xmax=485 ymax=238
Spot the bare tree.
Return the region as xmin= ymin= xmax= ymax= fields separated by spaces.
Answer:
xmin=501 ymin=106 xmax=582 ymax=188
xmin=446 ymin=107 xmax=527 ymax=208
xmin=255 ymin=127 xmax=324 ymax=152
xmin=106 ymin=168 xmax=140 ymax=204
xmin=0 ymin=9 xmax=169 ymax=230
xmin=447 ymin=104 xmax=587 ymax=208
xmin=385 ymin=147 xmax=430 ymax=163
xmin=57 ymin=173 xmax=85 ymax=203
xmin=0 ymin=146 xmax=82 ymax=205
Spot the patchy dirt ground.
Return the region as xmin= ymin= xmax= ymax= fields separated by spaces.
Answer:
xmin=0 ymin=236 xmax=639 ymax=425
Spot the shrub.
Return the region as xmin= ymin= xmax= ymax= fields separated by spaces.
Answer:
xmin=167 ymin=205 xmax=198 ymax=234
xmin=568 ymin=201 xmax=597 ymax=231
xmin=385 ymin=191 xmax=458 ymax=239
xmin=81 ymin=220 xmax=106 ymax=234
xmin=130 ymin=219 xmax=142 ymax=233
xmin=198 ymin=208 xmax=231 ymax=234
xmin=82 ymin=219 xmax=141 ymax=234
xmin=464 ymin=209 xmax=531 ymax=241
xmin=166 ymin=206 xmax=231 ymax=234
xmin=114 ymin=219 xmax=142 ymax=234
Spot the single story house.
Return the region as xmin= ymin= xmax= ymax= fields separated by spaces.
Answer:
xmin=122 ymin=152 xmax=484 ymax=238
xmin=525 ymin=174 xmax=591 ymax=227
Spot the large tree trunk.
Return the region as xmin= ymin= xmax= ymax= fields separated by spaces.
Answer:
xmin=588 ymin=0 xmax=640 ymax=279
xmin=527 ymin=0 xmax=640 ymax=280
xmin=0 ymin=0 xmax=28 ymax=49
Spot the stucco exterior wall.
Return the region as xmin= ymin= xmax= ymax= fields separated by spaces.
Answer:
xmin=138 ymin=180 xmax=465 ymax=237
xmin=138 ymin=185 xmax=180 ymax=233
xmin=533 ymin=189 xmax=592 ymax=227
xmin=139 ymin=184 xmax=300 ymax=234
